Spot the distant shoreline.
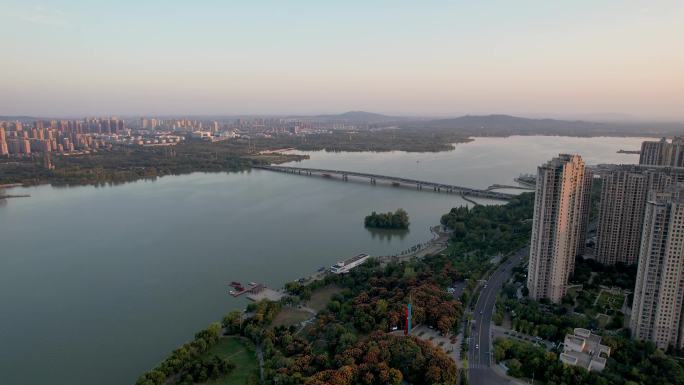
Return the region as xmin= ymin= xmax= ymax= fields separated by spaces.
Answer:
xmin=0 ymin=134 xmax=646 ymax=189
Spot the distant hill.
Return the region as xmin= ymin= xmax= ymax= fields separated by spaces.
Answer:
xmin=311 ymin=111 xmax=403 ymax=122
xmin=402 ymin=114 xmax=682 ymax=137
xmin=410 ymin=114 xmax=605 ymax=130
xmin=0 ymin=116 xmax=41 ymax=122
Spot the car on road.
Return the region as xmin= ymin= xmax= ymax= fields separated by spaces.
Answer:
xmin=475 ymin=344 xmax=479 ymax=349
xmin=479 ymin=311 xmax=483 ymax=315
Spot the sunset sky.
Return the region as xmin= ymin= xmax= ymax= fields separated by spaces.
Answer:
xmin=2 ymin=0 xmax=683 ymax=120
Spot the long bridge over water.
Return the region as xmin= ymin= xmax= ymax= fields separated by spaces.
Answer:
xmin=253 ymin=165 xmax=516 ymax=200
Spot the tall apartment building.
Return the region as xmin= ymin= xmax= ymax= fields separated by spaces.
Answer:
xmin=631 ymin=187 xmax=684 ymax=350
xmin=640 ymin=137 xmax=684 ymax=167
xmin=596 ymin=166 xmax=684 ymax=265
xmin=0 ymin=127 xmax=7 ymax=156
xmin=527 ymin=154 xmax=592 ymax=303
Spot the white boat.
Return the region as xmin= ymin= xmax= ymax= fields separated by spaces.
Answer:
xmin=330 ymin=253 xmax=370 ymax=274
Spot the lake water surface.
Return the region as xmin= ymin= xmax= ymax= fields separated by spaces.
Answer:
xmin=0 ymin=136 xmax=645 ymax=385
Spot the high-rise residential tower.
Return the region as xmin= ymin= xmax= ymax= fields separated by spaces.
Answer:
xmin=0 ymin=127 xmax=7 ymax=156
xmin=527 ymin=154 xmax=592 ymax=303
xmin=596 ymin=166 xmax=684 ymax=265
xmin=640 ymin=137 xmax=684 ymax=167
xmin=631 ymin=187 xmax=684 ymax=350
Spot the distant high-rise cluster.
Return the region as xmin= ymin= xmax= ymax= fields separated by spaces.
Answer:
xmin=140 ymin=118 xmax=161 ymax=129
xmin=0 ymin=118 xmax=124 ymax=157
xmin=527 ymin=154 xmax=592 ymax=303
xmin=640 ymin=137 xmax=684 ymax=167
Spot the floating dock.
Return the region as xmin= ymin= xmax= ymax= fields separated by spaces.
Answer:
xmin=229 ymin=282 xmax=265 ymax=297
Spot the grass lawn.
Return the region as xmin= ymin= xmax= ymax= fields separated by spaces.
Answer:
xmin=271 ymin=307 xmax=312 ymax=328
xmin=201 ymin=336 xmax=259 ymax=385
xmin=596 ymin=290 xmax=624 ymax=311
xmin=306 ymin=284 xmax=342 ymax=312
xmin=596 ymin=313 xmax=612 ymax=328
xmin=565 ymin=286 xmax=581 ymax=299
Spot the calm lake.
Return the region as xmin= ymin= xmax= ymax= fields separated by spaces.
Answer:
xmin=0 ymin=136 xmax=645 ymax=385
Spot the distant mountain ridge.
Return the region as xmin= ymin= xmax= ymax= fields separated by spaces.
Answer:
xmin=401 ymin=114 xmax=683 ymax=137
xmin=310 ymin=111 xmax=401 ymax=122
xmin=414 ymin=114 xmax=606 ymax=130
xmin=0 ymin=116 xmax=42 ymax=121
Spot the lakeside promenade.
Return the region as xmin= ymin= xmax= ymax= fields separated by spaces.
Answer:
xmin=289 ymin=224 xmax=452 ymax=287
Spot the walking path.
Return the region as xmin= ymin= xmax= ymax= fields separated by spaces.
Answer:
xmin=377 ymin=225 xmax=451 ymax=265
xmin=255 ymin=344 xmax=264 ymax=384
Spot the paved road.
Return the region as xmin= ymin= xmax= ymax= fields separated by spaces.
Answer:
xmin=468 ymin=247 xmax=528 ymax=385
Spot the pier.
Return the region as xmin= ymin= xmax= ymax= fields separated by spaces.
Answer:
xmin=229 ymin=282 xmax=265 ymax=297
xmin=253 ymin=165 xmax=515 ymax=200
xmin=228 ymin=281 xmax=286 ymax=302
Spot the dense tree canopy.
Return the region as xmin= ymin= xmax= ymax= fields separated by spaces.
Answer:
xmin=364 ymin=209 xmax=410 ymax=230
xmin=441 ymin=193 xmax=534 ymax=255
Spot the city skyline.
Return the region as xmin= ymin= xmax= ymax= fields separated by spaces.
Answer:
xmin=1 ymin=1 xmax=683 ymax=120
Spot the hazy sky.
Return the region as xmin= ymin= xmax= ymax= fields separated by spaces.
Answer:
xmin=1 ymin=1 xmax=683 ymax=120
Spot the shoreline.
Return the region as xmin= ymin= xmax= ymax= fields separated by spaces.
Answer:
xmin=258 ymin=224 xmax=452 ymax=302
xmin=0 ymin=154 xmax=306 ymax=190
xmin=0 ymin=134 xmax=646 ymax=189
xmin=0 ymin=194 xmax=30 ymax=199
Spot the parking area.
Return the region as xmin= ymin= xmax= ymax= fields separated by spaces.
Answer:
xmin=491 ymin=325 xmax=556 ymax=350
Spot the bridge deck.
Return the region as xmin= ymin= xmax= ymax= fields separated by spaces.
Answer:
xmin=253 ymin=165 xmax=515 ymax=200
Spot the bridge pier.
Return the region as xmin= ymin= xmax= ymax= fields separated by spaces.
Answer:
xmin=370 ymin=178 xmax=376 ymax=184
xmin=343 ymin=174 xmax=348 ymax=181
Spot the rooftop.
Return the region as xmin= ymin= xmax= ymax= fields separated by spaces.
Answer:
xmin=560 ymin=328 xmax=610 ymax=372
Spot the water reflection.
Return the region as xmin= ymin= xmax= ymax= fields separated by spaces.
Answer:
xmin=0 ymin=135 xmax=647 ymax=385
xmin=366 ymin=227 xmax=410 ymax=241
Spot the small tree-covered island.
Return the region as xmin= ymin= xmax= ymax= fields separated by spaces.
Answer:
xmin=364 ymin=209 xmax=410 ymax=229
